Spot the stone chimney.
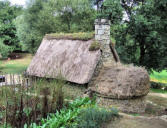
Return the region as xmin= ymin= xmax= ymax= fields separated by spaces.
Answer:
xmin=95 ymin=19 xmax=113 ymax=65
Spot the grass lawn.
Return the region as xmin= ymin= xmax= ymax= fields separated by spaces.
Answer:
xmin=0 ymin=53 xmax=33 ymax=74
xmin=150 ymin=70 xmax=167 ymax=84
xmin=150 ymin=88 xmax=167 ymax=94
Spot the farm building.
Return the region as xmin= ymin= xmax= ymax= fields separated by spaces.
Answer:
xmin=27 ymin=19 xmax=150 ymax=113
xmin=27 ymin=19 xmax=116 ymax=85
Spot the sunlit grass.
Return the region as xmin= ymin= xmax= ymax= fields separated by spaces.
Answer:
xmin=150 ymin=70 xmax=167 ymax=84
xmin=0 ymin=53 xmax=33 ymax=74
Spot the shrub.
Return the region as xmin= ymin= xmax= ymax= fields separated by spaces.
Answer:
xmin=150 ymin=82 xmax=163 ymax=89
xmin=164 ymin=87 xmax=167 ymax=91
xmin=77 ymin=107 xmax=119 ymax=128
xmin=0 ymin=39 xmax=12 ymax=58
xmin=28 ymin=97 xmax=119 ymax=128
xmin=31 ymin=97 xmax=95 ymax=128
xmin=89 ymin=40 xmax=100 ymax=51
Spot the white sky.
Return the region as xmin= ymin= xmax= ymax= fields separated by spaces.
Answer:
xmin=10 ymin=0 xmax=26 ymax=6
xmin=0 ymin=0 xmax=26 ymax=6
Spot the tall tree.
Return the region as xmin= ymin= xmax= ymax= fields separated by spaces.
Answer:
xmin=15 ymin=0 xmax=50 ymax=53
xmin=115 ymin=0 xmax=167 ymax=71
xmin=0 ymin=1 xmax=22 ymax=57
xmin=97 ymin=0 xmax=123 ymax=24
xmin=15 ymin=0 xmax=96 ymax=53
xmin=50 ymin=0 xmax=96 ymax=32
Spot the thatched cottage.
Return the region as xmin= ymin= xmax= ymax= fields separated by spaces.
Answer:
xmin=27 ymin=19 xmax=150 ymax=113
xmin=27 ymin=19 xmax=115 ymax=84
xmin=26 ymin=34 xmax=101 ymax=84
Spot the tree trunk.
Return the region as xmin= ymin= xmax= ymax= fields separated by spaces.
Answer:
xmin=139 ymin=43 xmax=145 ymax=65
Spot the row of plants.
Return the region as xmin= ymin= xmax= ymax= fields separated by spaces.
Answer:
xmin=0 ymin=78 xmax=65 ymax=128
xmin=0 ymin=77 xmax=119 ymax=128
xmin=28 ymin=97 xmax=119 ymax=128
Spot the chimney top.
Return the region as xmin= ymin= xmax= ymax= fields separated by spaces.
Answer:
xmin=95 ymin=19 xmax=111 ymax=25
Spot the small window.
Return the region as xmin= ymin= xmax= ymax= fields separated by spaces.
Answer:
xmin=0 ymin=76 xmax=5 ymax=83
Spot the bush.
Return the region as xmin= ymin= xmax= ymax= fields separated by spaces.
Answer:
xmin=164 ymin=86 xmax=167 ymax=91
xmin=29 ymin=97 xmax=119 ymax=128
xmin=0 ymin=39 xmax=12 ymax=58
xmin=150 ymin=82 xmax=163 ymax=89
xmin=77 ymin=107 xmax=119 ymax=128
xmin=31 ymin=97 xmax=96 ymax=128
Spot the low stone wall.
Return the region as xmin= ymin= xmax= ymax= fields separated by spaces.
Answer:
xmin=97 ymin=96 xmax=147 ymax=113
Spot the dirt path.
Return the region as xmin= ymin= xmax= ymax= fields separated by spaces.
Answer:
xmin=146 ymin=92 xmax=167 ymax=108
xmin=105 ymin=92 xmax=167 ymax=128
xmin=149 ymin=93 xmax=167 ymax=99
xmin=105 ymin=113 xmax=167 ymax=128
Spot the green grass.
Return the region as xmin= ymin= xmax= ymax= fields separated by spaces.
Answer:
xmin=0 ymin=53 xmax=33 ymax=74
xmin=150 ymin=88 xmax=167 ymax=94
xmin=150 ymin=70 xmax=167 ymax=84
xmin=1 ymin=64 xmax=28 ymax=74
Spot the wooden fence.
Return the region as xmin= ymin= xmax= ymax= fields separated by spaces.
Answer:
xmin=0 ymin=73 xmax=34 ymax=86
xmin=0 ymin=73 xmax=65 ymax=127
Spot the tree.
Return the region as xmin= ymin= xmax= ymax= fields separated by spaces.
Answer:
xmin=97 ymin=0 xmax=123 ymax=24
xmin=15 ymin=0 xmax=96 ymax=53
xmin=48 ymin=0 xmax=96 ymax=32
xmin=15 ymin=0 xmax=51 ymax=53
xmin=0 ymin=1 xmax=22 ymax=57
xmin=115 ymin=0 xmax=167 ymax=71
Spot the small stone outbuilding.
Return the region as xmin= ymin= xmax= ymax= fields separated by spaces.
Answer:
xmin=27 ymin=19 xmax=150 ymax=113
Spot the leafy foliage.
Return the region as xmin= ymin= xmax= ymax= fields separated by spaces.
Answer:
xmin=150 ymin=82 xmax=164 ymax=89
xmin=15 ymin=0 xmax=96 ymax=53
xmin=30 ymin=97 xmax=96 ymax=128
xmin=0 ymin=1 xmax=22 ymax=57
xmin=29 ymin=97 xmax=118 ymax=128
xmin=77 ymin=107 xmax=118 ymax=128
xmin=0 ymin=39 xmax=11 ymax=58
xmin=97 ymin=0 xmax=123 ymax=24
xmin=114 ymin=0 xmax=167 ymax=71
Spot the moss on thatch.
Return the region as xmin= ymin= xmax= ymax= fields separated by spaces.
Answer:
xmin=89 ymin=40 xmax=100 ymax=51
xmin=45 ymin=32 xmax=94 ymax=41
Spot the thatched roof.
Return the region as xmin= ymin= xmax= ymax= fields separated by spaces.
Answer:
xmin=27 ymin=36 xmax=101 ymax=84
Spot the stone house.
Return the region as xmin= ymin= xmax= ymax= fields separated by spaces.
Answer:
xmin=27 ymin=19 xmax=150 ymax=113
